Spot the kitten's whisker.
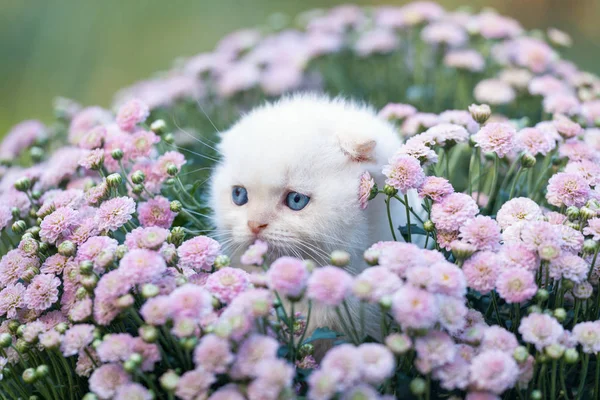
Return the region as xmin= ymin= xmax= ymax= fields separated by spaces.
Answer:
xmin=180 ymin=166 xmax=212 ymax=177
xmin=166 ymin=142 xmax=220 ymax=163
xmin=172 ymin=115 xmax=223 ymax=155
xmin=194 ymin=99 xmax=223 ymax=137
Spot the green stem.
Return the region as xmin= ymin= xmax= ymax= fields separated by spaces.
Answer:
xmin=484 ymin=154 xmax=500 ymax=214
xmin=490 ymin=291 xmax=506 ymax=329
xmin=595 ymin=354 xmax=600 ymax=400
xmin=467 ymin=147 xmax=476 ymax=196
xmin=297 ymin=300 xmax=312 ymax=349
xmin=508 ymin=167 xmax=524 ymax=200
xmin=560 ymin=360 xmax=570 ymax=400
xmin=55 ymin=350 xmax=75 ymax=400
xmin=385 ymin=197 xmax=398 ymax=241
xmin=335 ymin=307 xmax=358 ymax=345
xmin=343 ymin=300 xmax=360 ymax=343
xmin=576 ymin=353 xmax=590 ymax=400
xmin=551 ymin=359 xmax=557 ymax=400
xmin=404 ymin=194 xmax=412 ymax=243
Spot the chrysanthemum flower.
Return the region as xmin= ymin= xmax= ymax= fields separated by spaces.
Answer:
xmin=320 ymin=344 xmax=362 ymax=389
xmin=114 ymin=383 xmax=153 ymax=400
xmin=472 ymin=122 xmax=516 ymax=157
xmin=89 ymin=363 xmax=131 ymax=400
xmin=549 ymin=254 xmax=589 ymax=283
xmin=24 ymin=274 xmax=61 ymax=311
xmin=462 ymin=251 xmax=501 ymax=294
xmin=358 ymin=343 xmax=395 ymax=384
xmin=584 ymin=218 xmax=600 ymax=240
xmin=431 ymin=193 xmax=479 ymax=232
xmin=572 ymin=321 xmax=600 ymax=353
xmin=306 ymin=266 xmax=352 ymax=306
xmin=496 ymin=268 xmax=537 ymax=303
xmin=414 ymin=331 xmax=456 ymax=374
xmin=178 ymin=236 xmax=221 ymax=271
xmin=193 ymin=334 xmax=234 ymax=373
xmin=205 ymin=267 xmax=250 ymax=303
xmin=378 ymin=242 xmax=425 ymax=276
xmin=40 ymin=206 xmax=79 ymax=244
xmin=240 ymin=240 xmax=268 ymax=266
xmin=418 ymin=176 xmax=454 ymax=202
xmin=546 ymin=172 xmax=590 ymax=208
xmin=392 ymin=285 xmax=438 ymax=329
xmin=460 ymin=215 xmax=501 ymax=251
xmin=95 ymin=196 xmax=136 ymax=232
xmin=61 ymin=324 xmax=95 ymax=357
xmin=137 ymin=195 xmax=177 ymax=228
xmin=519 ymin=313 xmax=564 ymax=350
xmin=352 ymin=266 xmax=402 ymax=303
xmin=358 ymin=171 xmax=375 ymax=209
xmin=266 ymin=257 xmax=309 ymax=299
xmin=116 ymin=98 xmax=150 ymax=132
xmin=0 ymin=283 xmax=26 ymax=318
xmin=382 ymin=154 xmax=425 ymax=193
xmin=469 ymin=350 xmax=519 ymax=394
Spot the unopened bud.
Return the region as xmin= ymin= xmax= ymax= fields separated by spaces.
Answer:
xmin=299 ymin=343 xmax=314 ymax=358
xmin=545 ymin=343 xmax=565 ymax=359
xmin=423 ymin=220 xmax=435 ymax=232
xmin=35 ymin=365 xmax=49 ymax=378
xmin=76 ymin=287 xmax=89 ymax=300
xmin=123 ymin=360 xmax=137 ymax=373
xmin=0 ymin=333 xmax=12 ymax=348
xmin=513 ymin=346 xmax=529 ymax=363
xmin=14 ymin=177 xmax=31 ymax=192
xmin=81 ymin=275 xmax=98 ymax=291
xmin=15 ymin=338 xmax=29 ymax=352
xmin=115 ymin=245 xmax=128 ymax=260
xmin=55 ymin=322 xmax=68 ymax=334
xmin=385 ymin=333 xmax=412 ymax=354
xmin=79 ymin=260 xmax=94 ymax=276
xmin=160 ymin=370 xmax=180 ymax=392
xmin=131 ymin=170 xmax=146 ymax=184
xmin=141 ymin=283 xmax=160 ymax=299
xmin=170 ymin=200 xmax=183 ymax=213
xmin=132 ymin=184 xmax=144 ymax=195
xmin=379 ymin=296 xmax=393 ymax=311
xmin=564 ymin=348 xmax=579 ymax=364
xmin=12 ymin=220 xmax=27 ymax=234
xmin=580 ymin=206 xmax=597 ymax=220
xmin=82 ymin=394 xmax=99 ymax=400
xmin=363 ymin=249 xmax=379 ymax=266
xmin=58 ymin=240 xmax=77 ymax=257
xmin=468 ymin=103 xmax=491 ymax=124
xmin=11 ymin=207 xmax=20 ymax=219
xmin=410 ymin=378 xmax=427 ymax=396
xmin=150 ymin=119 xmax=167 ymax=135
xmin=583 ymin=239 xmax=599 ymax=254
xmin=140 ymin=325 xmax=159 ymax=343
xmin=451 ymin=241 xmax=476 ymax=260
xmin=382 ymin=184 xmax=398 ymax=197
xmin=553 ymin=308 xmax=567 ymax=322
xmin=566 ymin=206 xmax=580 ymax=220
xmin=116 ymin=294 xmax=134 ymax=309
xmin=520 ymin=153 xmax=536 ymax=169
xmin=330 ymin=250 xmax=350 ymax=267
xmin=528 ymin=305 xmax=543 ymax=315
xmin=214 ymin=254 xmax=230 ymax=270
xmin=535 ymin=289 xmax=549 ymax=303
xmin=22 ymin=368 xmax=37 ymax=383
xmin=31 ymin=190 xmax=42 ymax=200
xmin=111 ymin=148 xmax=124 ymax=160
xmin=21 ymin=268 xmax=38 ymax=283
xmin=530 ymin=390 xmax=543 ymax=400
xmin=106 ymin=173 xmax=122 ymax=188
xmin=129 ymin=353 xmax=143 ymax=366
xmin=166 ymin=163 xmax=179 ymax=176
xmin=30 ymin=147 xmax=44 ymax=162
xmin=163 ymin=133 xmax=175 ymax=144
xmin=168 ymin=227 xmax=185 ymax=246
xmin=181 ymin=337 xmax=197 ymax=351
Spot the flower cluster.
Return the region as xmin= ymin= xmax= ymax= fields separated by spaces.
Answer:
xmin=1 ymin=2 xmax=600 ymax=400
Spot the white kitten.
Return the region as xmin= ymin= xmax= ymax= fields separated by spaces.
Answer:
xmin=209 ymin=93 xmax=417 ymax=338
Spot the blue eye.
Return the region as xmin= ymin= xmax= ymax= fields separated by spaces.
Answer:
xmin=232 ymin=186 xmax=248 ymax=206
xmin=285 ymin=191 xmax=310 ymax=211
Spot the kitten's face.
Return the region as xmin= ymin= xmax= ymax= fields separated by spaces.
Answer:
xmin=209 ymin=96 xmax=399 ymax=264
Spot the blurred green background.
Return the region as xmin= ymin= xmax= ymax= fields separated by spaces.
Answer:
xmin=1 ymin=0 xmax=599 ymax=136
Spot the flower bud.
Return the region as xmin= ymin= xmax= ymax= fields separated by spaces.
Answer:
xmin=81 ymin=275 xmax=98 ymax=291
xmin=181 ymin=337 xmax=197 ymax=351
xmin=564 ymin=348 xmax=579 ymax=364
xmin=8 ymin=320 xmax=20 ymax=334
xmin=468 ymin=104 xmax=491 ymax=124
xmin=160 ymin=370 xmax=180 ymax=392
xmin=528 ymin=305 xmax=543 ymax=314
xmin=58 ymin=240 xmax=77 ymax=257
xmin=76 ymin=287 xmax=89 ymax=301
xmin=79 ymin=260 xmax=94 ymax=276
xmin=11 ymin=207 xmax=20 ymax=219
xmin=299 ymin=343 xmax=314 ymax=358
xmin=214 ymin=254 xmax=230 ymax=270
xmin=520 ymin=153 xmax=536 ymax=169
xmin=116 ymin=294 xmax=134 ymax=309
xmin=304 ymin=259 xmax=317 ymax=273
xmin=165 ymin=178 xmax=175 ymax=186
xmin=31 ymin=190 xmax=42 ymax=200
xmin=19 ymin=238 xmax=39 ymax=256
xmin=530 ymin=390 xmax=542 ymax=400
xmin=163 ymin=133 xmax=175 ymax=144
xmin=168 ymin=227 xmax=185 ymax=246
xmin=423 ymin=220 xmax=435 ymax=232
xmin=545 ymin=343 xmax=565 ymax=359
xmin=111 ymin=148 xmax=124 ymax=160
xmin=0 ymin=333 xmax=12 ymax=348
xmin=562 ymin=280 xmax=574 ymax=290
xmin=513 ymin=346 xmax=529 ymax=363
xmin=363 ymin=249 xmax=379 ymax=266
xmin=566 ymin=206 xmax=580 ymax=220
xmin=115 ymin=245 xmax=128 ymax=260
xmin=140 ymin=325 xmax=159 ymax=343
xmin=535 ymin=289 xmax=549 ymax=303
xmin=166 ymin=163 xmax=179 ymax=176
xmin=170 ymin=200 xmax=183 ymax=213
xmin=583 ymin=239 xmax=599 ymax=254
xmin=580 ymin=206 xmax=597 ymax=220
xmin=55 ymin=322 xmax=68 ymax=334
xmin=82 ymin=394 xmax=99 ymax=400
xmin=35 ymin=365 xmax=49 ymax=378
xmin=15 ymin=338 xmax=29 ymax=352
xmin=131 ymin=170 xmax=146 ymax=184
xmin=410 ymin=378 xmax=427 ymax=396
xmin=382 ymin=184 xmax=398 ymax=197
xmin=142 ymin=283 xmax=160 ymax=299
xmin=30 ymin=146 xmax=44 ymax=162
xmin=385 ymin=333 xmax=412 ymax=354
xmin=379 ymin=296 xmax=393 ymax=311
xmin=129 ymin=352 xmax=143 ymax=366
xmin=150 ymin=119 xmax=167 ymax=135
xmin=451 ymin=241 xmax=476 ymax=260
xmin=123 ymin=360 xmax=137 ymax=373
xmin=12 ymin=220 xmax=27 ymax=234
xmin=92 ymin=339 xmax=102 ymax=349
xmin=14 ymin=177 xmax=31 ymax=192
xmin=106 ymin=173 xmax=123 ymax=188
xmin=22 ymin=368 xmax=37 ymax=383
xmin=21 ymin=268 xmax=38 ymax=283
xmin=553 ymin=308 xmax=567 ymax=322
xmin=175 ymin=276 xmax=187 ymax=286
xmin=132 ymin=184 xmax=144 ymax=195
xmin=330 ymin=250 xmax=350 ymax=267
xmin=28 ymin=226 xmax=41 ymax=238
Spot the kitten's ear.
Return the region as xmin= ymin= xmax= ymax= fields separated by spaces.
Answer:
xmin=338 ymin=136 xmax=376 ymax=163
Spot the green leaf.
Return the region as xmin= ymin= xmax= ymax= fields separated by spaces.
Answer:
xmin=399 ymin=224 xmax=428 ymax=241
xmin=302 ymin=327 xmax=342 ymax=344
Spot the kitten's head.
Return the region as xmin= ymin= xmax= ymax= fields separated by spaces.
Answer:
xmin=209 ymin=94 xmax=401 ymax=264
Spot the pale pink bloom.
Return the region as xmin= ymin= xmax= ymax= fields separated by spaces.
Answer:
xmin=178 ymin=236 xmax=221 ymax=271
xmin=515 ymin=127 xmax=556 ymax=156
xmin=358 ymin=343 xmax=395 ymax=384
xmin=433 ymin=353 xmax=470 ymax=390
xmin=0 ymin=283 xmax=26 ymax=318
xmin=77 ymin=236 xmax=118 ymax=272
xmin=306 ymin=266 xmax=352 ymax=306
xmin=444 ymin=49 xmax=485 ymax=72
xmin=154 ymin=151 xmax=186 ymax=179
xmin=520 ymin=220 xmax=563 ymax=251
xmin=469 ymin=350 xmax=519 ymax=394
xmin=358 ymin=171 xmax=375 ymax=210
xmin=473 ymin=122 xmax=516 ymax=157
xmin=0 ymin=120 xmax=46 ymax=159
xmin=78 ymin=149 xmax=104 ymax=170
xmin=24 ymin=274 xmax=60 ymax=311
xmin=428 ymin=262 xmax=467 ymax=298
xmin=0 ymin=249 xmax=39 ymax=287
xmin=378 ymin=103 xmax=417 ymax=121
xmin=565 ymin=160 xmax=600 ymax=187
xmin=584 ymin=218 xmax=600 ymax=240
xmin=69 ymin=106 xmax=112 ymax=145
xmin=436 ymin=230 xmax=460 ymax=251
xmin=193 ymin=334 xmax=233 ymax=373
xmin=546 ymin=172 xmax=590 ymax=208
xmin=496 ymin=268 xmax=537 ymax=303
xmin=39 ymin=330 xmax=63 ymax=349
xmin=382 ymin=154 xmax=425 ymax=193
xmin=354 ymin=28 xmax=398 ymax=56
xmin=126 ymin=130 xmax=159 ymax=160
xmin=572 ymin=321 xmax=600 ymax=353
xmin=462 ymin=251 xmax=501 ymax=294
xmin=216 ymin=62 xmax=260 ymax=98
xmin=528 ymin=75 xmax=571 ymax=96
xmin=396 ymin=137 xmax=438 ymax=166
xmin=437 ymin=295 xmax=468 ymax=333
xmin=320 ymin=344 xmax=362 ymax=389
xmin=78 ymin=125 xmax=106 ymax=149
xmin=549 ymin=254 xmax=589 ymax=283
xmin=75 ymin=348 xmax=99 ymax=377
xmin=378 ymin=242 xmax=425 ymax=276
xmin=513 ymin=37 xmax=557 ymax=73
xmin=247 ymin=358 xmax=295 ymax=400
xmin=97 ymin=333 xmax=134 ymax=363
xmin=581 ymin=100 xmax=600 ymax=126
xmin=422 ymin=22 xmax=467 ymax=46
xmin=460 ymin=215 xmax=501 ymax=251
xmin=474 ymin=79 xmax=516 ymax=105
xmin=61 ymin=324 xmax=95 ymax=357
xmin=401 ymin=113 xmax=440 ymax=137
xmin=205 ymin=267 xmax=250 ymax=304
xmin=544 ymin=93 xmax=580 ymax=115
xmin=116 ymin=99 xmax=149 ymax=132
xmin=431 ymin=193 xmax=479 ymax=231
xmin=465 ymin=392 xmax=501 ymax=400
xmin=240 ymin=240 xmax=268 ymax=265
xmin=114 ymin=383 xmax=153 ymax=400
xmin=418 ymin=176 xmax=454 ymax=202
xmin=554 ymin=115 xmax=583 ymax=138
xmin=168 ymin=284 xmax=213 ymax=321
xmin=499 ymin=68 xmax=533 ymax=89
xmin=231 ymin=334 xmax=279 ymax=378
xmin=125 ymin=226 xmax=169 ymax=250
xmin=406 ymin=265 xmax=433 ymax=288
xmin=439 ymin=110 xmax=479 ymax=133
xmin=498 ymin=243 xmax=539 ymax=271
xmin=472 ymin=11 xmax=523 ymax=39
xmin=69 ymin=298 xmax=93 ymax=322
xmin=266 ymin=257 xmax=309 ymax=299
xmin=573 ymin=281 xmax=594 ymax=299
xmin=414 ymin=331 xmax=456 ymax=374
xmin=352 ymin=266 xmax=402 ymax=303
xmin=558 ymin=224 xmax=584 ymax=253
xmin=89 ymin=363 xmax=131 ymax=400
xmin=307 ymin=369 xmax=342 ymax=400
xmin=140 ymin=295 xmax=172 ymax=325
xmin=209 ymin=385 xmax=246 ymax=400
xmin=392 ymin=285 xmax=438 ymax=329
xmin=137 ymin=196 xmax=176 ymax=228
xmin=422 ymin=123 xmax=469 ymax=147
xmin=519 ymin=313 xmax=564 ymax=350
xmin=40 ymin=206 xmax=79 ymax=244
xmin=95 ymin=196 xmax=136 ymax=232
xmin=119 ymin=249 xmax=167 ymax=285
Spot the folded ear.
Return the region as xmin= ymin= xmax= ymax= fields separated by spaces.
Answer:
xmin=338 ymin=136 xmax=376 ymax=163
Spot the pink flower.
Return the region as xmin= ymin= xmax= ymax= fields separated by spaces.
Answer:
xmin=155 ymin=151 xmax=186 ymax=179
xmin=378 ymin=103 xmax=417 ymax=121
xmin=496 ymin=268 xmax=537 ymax=304
xmin=24 ymin=274 xmax=60 ymax=311
xmin=231 ymin=335 xmax=279 ymax=378
xmin=469 ymin=350 xmax=519 ymax=394
xmin=95 ymin=196 xmax=136 ymax=232
xmin=307 ymin=370 xmax=341 ymax=400
xmin=78 ymin=149 xmax=104 ymax=170
xmin=519 ymin=313 xmax=564 ymax=350
xmin=544 ymin=93 xmax=580 ymax=115
xmin=431 ymin=193 xmax=479 ymax=231
xmin=140 ymin=295 xmax=172 ymax=325
xmin=521 ymin=220 xmax=563 ymax=250
xmin=460 ymin=215 xmax=501 ymax=251
xmin=378 ymin=242 xmax=425 ymax=276
xmin=0 ymin=120 xmax=46 ymax=159
xmin=137 ymin=195 xmax=176 ymax=228
xmin=358 ymin=171 xmax=375 ymax=209
xmin=0 ymin=249 xmax=39 ymax=287
xmin=444 ymin=49 xmax=485 ymax=72
xmin=61 ymin=324 xmax=95 ymax=357
xmin=565 ymin=160 xmax=600 ymax=187
xmin=114 ymin=383 xmax=153 ymax=400
xmin=97 ymin=333 xmax=134 ymax=363
xmin=193 ymin=334 xmax=234 ymax=373
xmin=498 ymin=243 xmax=539 ymax=271
xmin=584 ymin=218 xmax=600 ymax=240
xmin=382 ymin=154 xmax=425 ymax=193
xmin=175 ymin=368 xmax=217 ymax=400
xmin=354 ymin=28 xmax=398 ymax=56
xmin=422 ymin=123 xmax=470 ymax=147
xmin=392 ymin=285 xmax=438 ymax=329
xmin=472 ymin=122 xmax=516 ymax=157
xmin=0 ymin=205 xmax=12 ymax=230
xmin=433 ymin=353 xmax=470 ymax=390
xmin=437 ymin=295 xmax=468 ymax=333
xmin=358 ymin=343 xmax=395 ymax=384
xmin=0 ymin=283 xmax=26 ymax=318
xmin=462 ymin=251 xmax=501 ymax=294
xmin=418 ymin=176 xmax=454 ymax=202
xmin=247 ymin=359 xmax=295 ymax=399
xmin=209 ymin=385 xmax=245 ymax=400
xmin=40 ymin=207 xmax=79 ymax=244
xmin=397 ymin=137 xmax=439 ymax=166
xmin=168 ymin=284 xmax=213 ymax=321
xmin=496 ymin=197 xmax=542 ymax=229
xmin=320 ymin=344 xmax=362 ymax=389
xmin=119 ymin=249 xmax=167 ymax=285
xmin=307 ymin=266 xmax=352 ymax=306
xmin=352 ymin=266 xmax=402 ymax=303
xmin=240 ymin=240 xmax=268 ymax=266
xmin=572 ymin=321 xmax=600 ymax=353
xmin=89 ymin=363 xmax=131 ymax=400
xmin=554 ymin=115 xmax=583 ymax=138
xmin=178 ymin=236 xmax=221 ymax=271
xmin=516 ymin=127 xmax=556 ymax=156
xmin=78 ymin=125 xmax=106 ymax=149
xmin=474 ymin=79 xmax=516 ymax=105
xmin=549 ymin=254 xmax=589 ymax=283
xmin=421 ymin=22 xmax=467 ymax=46
xmin=77 ymin=236 xmax=118 ymax=272
xmin=428 ymin=262 xmax=467 ymax=298
xmin=125 ymin=226 xmax=169 ymax=250
xmin=414 ymin=331 xmax=456 ymax=374
xmin=116 ymin=99 xmax=149 ymax=132
xmin=205 ymin=267 xmax=250 ymax=303
xmin=546 ymin=172 xmax=590 ymax=208
xmin=267 ymin=257 xmax=309 ymax=299
xmin=69 ymin=298 xmax=92 ymax=322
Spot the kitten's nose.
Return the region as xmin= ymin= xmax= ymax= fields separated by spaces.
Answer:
xmin=248 ymin=221 xmax=268 ymax=235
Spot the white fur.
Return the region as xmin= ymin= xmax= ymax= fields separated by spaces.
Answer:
xmin=209 ymin=93 xmax=418 ymax=336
